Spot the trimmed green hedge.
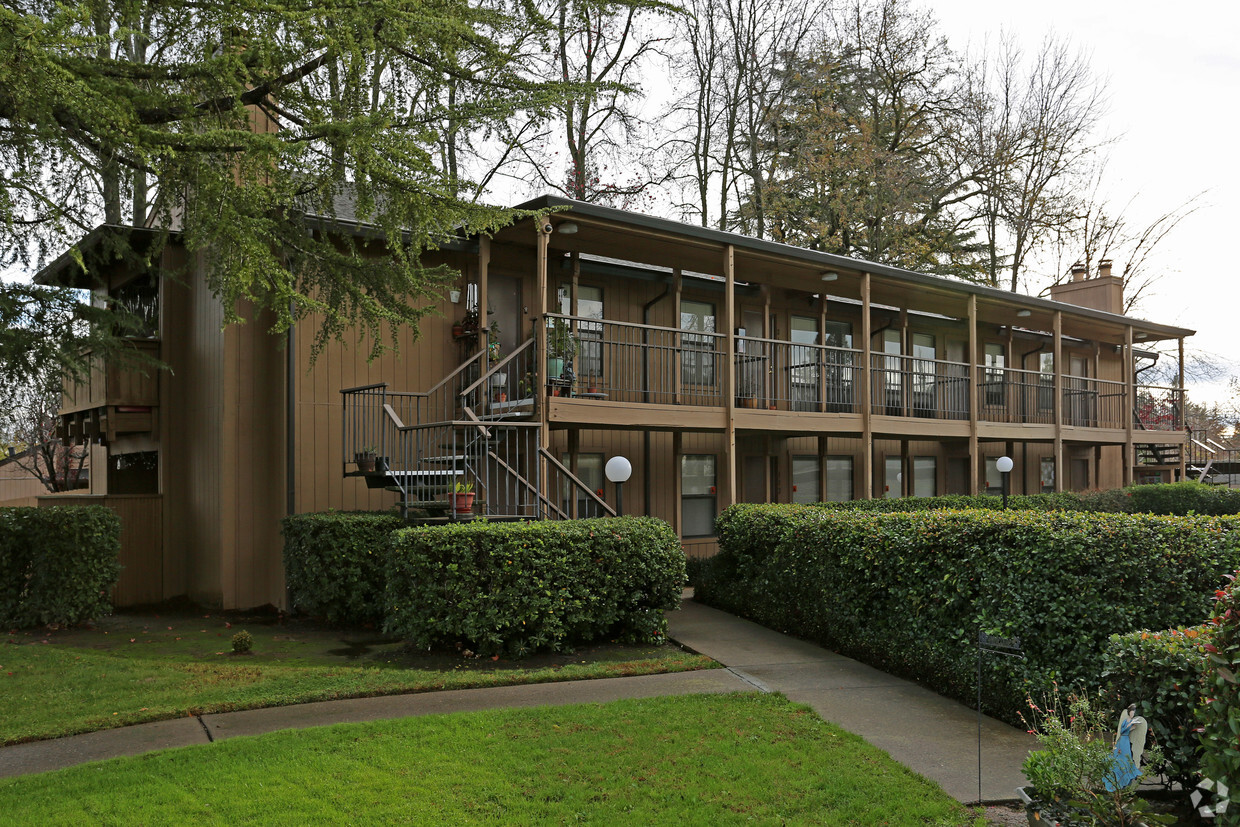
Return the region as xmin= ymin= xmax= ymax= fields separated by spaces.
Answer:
xmin=384 ymin=517 xmax=685 ymax=656
xmin=1126 ymin=481 xmax=1240 ymax=516
xmin=1199 ymin=572 xmax=1240 ymax=813
xmin=0 ymin=506 xmax=121 ymax=628
xmin=282 ymin=511 xmax=407 ymax=625
xmin=1102 ymin=625 xmax=1212 ymax=789
xmin=699 ymin=505 xmax=1240 ymax=723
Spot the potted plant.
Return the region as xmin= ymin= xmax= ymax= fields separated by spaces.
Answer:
xmin=354 ymin=447 xmax=379 ymax=472
xmin=737 ymin=361 xmax=760 ymax=408
xmin=546 ymin=322 xmax=578 ymax=378
xmin=451 ymin=480 xmax=475 ymax=515
xmin=1018 ymin=691 xmax=1168 ymax=827
xmin=458 ymin=308 xmax=480 ymax=337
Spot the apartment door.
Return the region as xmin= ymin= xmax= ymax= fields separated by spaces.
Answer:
xmin=742 ymin=455 xmax=767 ymax=503
xmin=490 ymin=274 xmax=523 ymax=358
xmin=1067 ymin=355 xmax=1094 ymax=426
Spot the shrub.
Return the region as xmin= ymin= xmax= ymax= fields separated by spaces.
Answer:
xmin=1199 ymin=571 xmax=1240 ymax=819
xmin=384 ymin=517 xmax=685 ymax=656
xmin=0 ymin=506 xmax=122 ymax=628
xmin=282 ymin=511 xmax=407 ymax=626
xmin=231 ymin=630 xmax=254 ymax=654
xmin=1126 ymin=481 xmax=1240 ymax=516
xmin=703 ymin=504 xmax=1240 ymax=723
xmin=1102 ymin=625 xmax=1212 ymax=789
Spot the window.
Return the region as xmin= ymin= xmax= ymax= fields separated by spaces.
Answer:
xmin=823 ymin=321 xmax=854 ymax=410
xmin=681 ymin=455 xmax=717 ymax=537
xmin=1038 ymin=352 xmax=1055 ymax=412
xmin=826 ymin=456 xmax=853 ymax=502
xmin=883 ymin=329 xmax=902 ymax=392
xmin=790 ymin=315 xmax=819 ymax=411
xmin=911 ymin=333 xmax=936 ymax=414
xmin=560 ymin=453 xmax=605 ymax=518
xmin=792 ymin=456 xmax=820 ymax=503
xmin=884 ymin=456 xmax=902 ymax=498
xmin=559 ymin=284 xmax=604 ymax=383
xmin=984 ymin=343 xmax=1005 ymax=406
xmin=111 ymin=277 xmax=159 ymax=338
xmin=985 ymin=457 xmax=1003 ymax=495
xmin=108 ymin=451 xmax=158 ymax=495
xmin=1040 ymin=458 xmax=1055 ymax=493
xmin=913 ymin=456 xmax=936 ymax=498
xmin=680 ymin=299 xmax=716 ymax=389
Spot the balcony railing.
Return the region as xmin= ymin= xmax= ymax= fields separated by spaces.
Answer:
xmin=60 ymin=339 xmax=161 ymax=414
xmin=531 ymin=315 xmax=1187 ymax=431
xmin=869 ymin=353 xmax=969 ymax=420
xmin=1135 ymin=385 xmax=1184 ymax=431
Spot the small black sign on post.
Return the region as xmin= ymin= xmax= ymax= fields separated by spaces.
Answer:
xmin=977 ymin=631 xmax=1024 ymax=804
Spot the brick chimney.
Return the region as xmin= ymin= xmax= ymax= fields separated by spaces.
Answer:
xmin=1050 ymin=259 xmax=1125 ymax=315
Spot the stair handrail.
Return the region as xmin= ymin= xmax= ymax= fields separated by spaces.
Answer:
xmin=540 ymin=448 xmax=618 ymax=517
xmin=459 ymin=337 xmax=534 ymax=398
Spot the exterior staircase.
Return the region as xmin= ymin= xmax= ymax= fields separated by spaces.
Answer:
xmin=341 ymin=337 xmax=614 ymax=522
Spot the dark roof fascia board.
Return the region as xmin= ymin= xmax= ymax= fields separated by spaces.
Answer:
xmin=512 ymin=195 xmax=1195 ymax=340
xmin=301 ymin=214 xmax=474 ymax=253
xmin=33 ymin=225 xmax=169 ymax=289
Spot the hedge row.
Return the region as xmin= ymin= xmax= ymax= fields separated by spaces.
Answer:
xmin=697 ymin=504 xmax=1240 ymax=723
xmin=798 ymin=482 xmax=1239 ymax=516
xmin=282 ymin=511 xmax=407 ymax=625
xmin=0 ymin=506 xmax=122 ymax=628
xmin=1199 ymin=572 xmax=1240 ymax=810
xmin=385 ymin=518 xmax=685 ymax=656
xmin=282 ymin=513 xmax=686 ymax=656
xmin=1101 ymin=625 xmax=1213 ymax=790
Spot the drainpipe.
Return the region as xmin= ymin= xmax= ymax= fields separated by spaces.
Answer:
xmin=642 ymin=281 xmax=672 ymax=517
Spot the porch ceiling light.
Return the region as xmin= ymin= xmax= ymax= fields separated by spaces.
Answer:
xmin=557 ymin=222 xmax=579 ymax=234
xmin=820 ymin=271 xmax=839 ymax=282
xmin=1016 ymin=309 xmax=1032 ymax=318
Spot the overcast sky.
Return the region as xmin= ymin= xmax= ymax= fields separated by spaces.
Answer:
xmin=930 ymin=0 xmax=1238 ymax=405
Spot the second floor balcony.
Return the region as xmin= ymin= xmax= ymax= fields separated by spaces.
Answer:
xmin=529 ymin=314 xmax=1182 ymax=441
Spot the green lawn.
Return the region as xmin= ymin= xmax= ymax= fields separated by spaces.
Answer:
xmin=0 ymin=693 xmax=981 ymax=826
xmin=0 ymin=611 xmax=713 ymax=745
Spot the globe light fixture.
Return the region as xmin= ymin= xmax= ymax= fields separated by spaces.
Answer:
xmin=996 ymin=455 xmax=1014 ymax=508
xmin=605 ymin=456 xmax=632 ymax=516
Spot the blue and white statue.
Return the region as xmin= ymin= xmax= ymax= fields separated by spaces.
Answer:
xmin=1104 ymin=704 xmax=1149 ymax=791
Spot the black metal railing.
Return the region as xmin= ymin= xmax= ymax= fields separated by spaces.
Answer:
xmin=870 ymin=353 xmax=970 ymax=420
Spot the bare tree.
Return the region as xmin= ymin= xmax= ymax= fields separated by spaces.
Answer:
xmin=513 ymin=0 xmax=675 ymax=203
xmin=2 ymin=370 xmax=88 ymax=494
xmin=963 ymin=34 xmax=1108 ymax=292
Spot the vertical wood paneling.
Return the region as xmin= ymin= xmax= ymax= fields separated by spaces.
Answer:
xmin=41 ymin=495 xmax=163 ymax=607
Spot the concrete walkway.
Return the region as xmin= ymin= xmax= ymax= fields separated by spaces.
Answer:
xmin=0 ymin=597 xmax=1035 ymax=803
xmin=668 ymin=599 xmax=1036 ymax=803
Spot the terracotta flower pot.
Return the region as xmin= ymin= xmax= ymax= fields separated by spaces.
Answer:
xmin=452 ymin=492 xmax=475 ymax=515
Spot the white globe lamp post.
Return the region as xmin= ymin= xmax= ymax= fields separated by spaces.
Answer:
xmin=605 ymin=456 xmax=632 ymax=516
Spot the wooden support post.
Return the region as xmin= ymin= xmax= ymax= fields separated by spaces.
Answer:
xmin=967 ymin=295 xmax=980 ymax=495
xmin=722 ymin=244 xmax=737 ymax=511
xmin=1124 ymin=325 xmax=1135 ymax=486
xmin=861 ymin=272 xmax=873 ymax=499
xmin=1053 ymin=310 xmax=1064 ymax=492
xmin=673 ymin=432 xmax=683 ymax=538
xmin=535 ymin=224 xmax=550 ymax=454
xmin=1178 ymin=336 xmax=1187 ymax=481
xmin=673 ymin=269 xmax=683 ymax=405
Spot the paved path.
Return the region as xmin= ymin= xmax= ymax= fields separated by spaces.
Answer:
xmin=667 ymin=598 xmax=1036 ymax=803
xmin=0 ymin=597 xmax=1035 ymax=802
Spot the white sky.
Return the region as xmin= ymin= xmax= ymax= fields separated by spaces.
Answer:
xmin=929 ymin=0 xmax=1239 ymax=405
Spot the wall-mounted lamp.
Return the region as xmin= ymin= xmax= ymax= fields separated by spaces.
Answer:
xmin=557 ymin=222 xmax=579 ymax=235
xmin=820 ymin=271 xmax=839 ymax=282
xmin=1135 ymin=333 xmax=1148 ymax=340
xmin=1016 ymin=309 xmax=1032 ymax=318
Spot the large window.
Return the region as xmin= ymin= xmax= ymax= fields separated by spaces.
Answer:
xmin=826 ymin=456 xmax=853 ymax=502
xmin=560 ymin=453 xmax=605 ymax=518
xmin=985 ymin=457 xmax=1003 ymax=495
xmin=1040 ymin=457 xmax=1055 ymax=493
xmin=792 ymin=456 xmax=820 ymax=503
xmin=559 ymin=284 xmax=604 ymax=383
xmin=681 ymin=455 xmax=717 ymax=537
xmin=680 ymin=299 xmax=717 ymax=389
xmin=913 ymin=456 xmax=937 ymax=498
